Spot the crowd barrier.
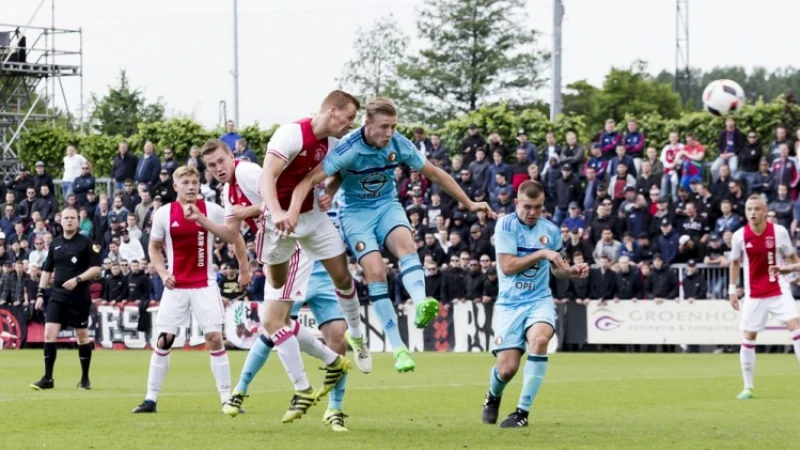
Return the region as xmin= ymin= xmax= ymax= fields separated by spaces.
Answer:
xmin=2 ymin=298 xmax=796 ymax=351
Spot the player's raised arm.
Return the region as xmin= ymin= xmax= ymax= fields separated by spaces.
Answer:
xmin=419 ymin=160 xmax=496 ymax=219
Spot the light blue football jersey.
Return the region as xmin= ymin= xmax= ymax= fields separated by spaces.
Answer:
xmin=322 ymin=128 xmax=427 ymax=209
xmin=494 ymin=213 xmax=563 ymax=307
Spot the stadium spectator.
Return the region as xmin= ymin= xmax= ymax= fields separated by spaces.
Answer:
xmin=218 ymin=264 xmax=245 ymax=306
xmin=635 ymin=160 xmax=659 ymax=196
xmin=679 ymin=133 xmax=706 ymax=189
xmin=751 ymin=158 xmax=774 ymax=198
xmin=469 ymin=148 xmax=490 ymax=191
xmin=135 ymin=141 xmax=161 ymax=188
xmin=245 ymin=260 xmax=265 ymax=302
xmin=151 ymin=169 xmax=176 ymax=204
xmin=541 ymin=132 xmax=561 ymax=166
xmin=233 ymin=139 xmax=258 ymax=165
xmin=593 ymin=228 xmax=621 ymax=263
xmin=682 ymin=260 xmax=708 ymax=301
xmin=429 ymin=134 xmax=450 ymax=165
xmin=645 ymin=254 xmax=678 ymax=303
xmin=726 ymin=179 xmax=747 ymax=218
xmin=219 ymin=120 xmax=242 ymax=151
xmin=585 ymin=144 xmax=608 ymax=180
xmin=465 ymin=256 xmax=485 ymax=303
xmin=61 ymin=145 xmax=86 ymax=198
xmin=552 ymin=163 xmax=581 ymax=225
xmin=661 ymin=132 xmax=683 ymax=201
xmin=479 ymin=254 xmax=493 ymax=273
xmin=441 ymin=254 xmax=467 ymax=305
xmin=768 ymin=184 xmax=793 ymax=228
xmin=768 ymin=125 xmax=793 ymax=162
xmin=589 ymin=255 xmax=616 ymax=303
xmin=460 ymin=123 xmax=485 ymax=166
xmin=109 ymin=195 xmax=130 ymax=225
xmin=614 ymin=256 xmax=643 ymax=300
xmin=112 ymin=141 xmax=138 ymax=191
xmin=516 ymin=129 xmax=538 ymax=165
xmin=121 ymin=181 xmax=140 ymax=212
xmin=19 ymin=187 xmax=36 ymax=223
xmin=739 ymin=131 xmax=763 ymax=193
xmin=148 ymin=262 xmax=164 ymax=304
xmin=118 ymin=228 xmax=144 ymax=262
xmin=72 ymin=161 xmax=95 ymax=206
xmin=609 ymin=145 xmax=637 ymax=179
xmin=28 ymin=237 xmax=47 ymax=267
xmin=419 ymin=231 xmax=446 ymax=267
xmin=560 ymin=131 xmax=584 ymax=173
xmin=468 ymin=224 xmax=492 ymax=259
xmin=624 ymin=119 xmax=645 ymax=172
xmin=714 ymin=199 xmax=742 ymax=235
xmin=481 ymin=266 xmax=498 ymax=304
xmin=712 ymin=118 xmax=744 ymax=181
xmin=486 ymin=132 xmax=507 ymax=159
xmin=423 ymin=260 xmax=444 ymax=301
xmin=32 ymin=161 xmax=54 ymax=198
xmin=511 ymin=148 xmax=532 ymax=192
xmin=770 ymin=142 xmax=799 ymax=196
xmin=102 ymin=261 xmax=128 ymax=306
xmin=2 ymin=260 xmax=27 ymax=306
xmin=127 ymin=260 xmax=149 ymax=306
xmin=600 ymin=119 xmax=621 ymax=160
xmin=644 ymin=146 xmax=664 ymax=178
xmin=656 ymin=217 xmax=680 ymax=264
xmin=674 ymin=235 xmax=701 ymax=264
xmin=7 ymin=165 xmax=34 ymax=204
xmin=412 ymin=128 xmax=433 ymax=157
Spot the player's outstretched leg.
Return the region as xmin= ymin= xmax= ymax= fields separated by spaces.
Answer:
xmin=133 ymin=333 xmax=173 ymax=413
xmin=738 ymin=338 xmax=756 ymax=400
xmin=223 ymin=334 xmax=274 ymax=417
xmin=500 ymin=323 xmax=551 ymax=429
xmin=319 ymin=320 xmax=350 ymax=432
xmin=292 ymin=321 xmax=351 ymax=399
xmin=370 ymin=281 xmax=415 ymax=373
xmin=397 ymin=253 xmax=439 ymax=328
xmin=76 ymin=329 xmax=93 ymax=390
xmin=483 ymin=365 xmax=509 ymax=424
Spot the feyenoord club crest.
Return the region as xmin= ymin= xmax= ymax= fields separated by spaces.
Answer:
xmin=539 ymin=235 xmax=549 ymax=245
xmin=495 ymin=336 xmax=503 ymax=345
xmin=766 ymin=237 xmax=775 ymax=249
xmin=355 ymin=242 xmax=366 ymax=252
xmin=388 ymin=152 xmax=397 ymax=162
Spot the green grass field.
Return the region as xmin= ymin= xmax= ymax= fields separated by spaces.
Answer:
xmin=2 ymin=350 xmax=800 ymax=449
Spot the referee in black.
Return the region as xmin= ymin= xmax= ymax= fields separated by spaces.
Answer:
xmin=31 ymin=206 xmax=102 ymax=391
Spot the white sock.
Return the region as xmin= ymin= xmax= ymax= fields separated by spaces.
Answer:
xmin=145 ymin=348 xmax=170 ymax=402
xmin=292 ymin=320 xmax=339 ymax=365
xmin=740 ymin=339 xmax=756 ymax=390
xmin=791 ymin=329 xmax=800 ymax=365
xmin=271 ymin=326 xmax=310 ymax=391
xmin=336 ymin=284 xmax=363 ymax=340
xmin=209 ymin=349 xmax=231 ymax=403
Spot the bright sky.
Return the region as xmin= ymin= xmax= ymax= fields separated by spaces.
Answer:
xmin=3 ymin=0 xmax=799 ymax=130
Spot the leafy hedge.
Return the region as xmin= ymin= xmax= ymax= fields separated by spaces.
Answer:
xmin=19 ymin=98 xmax=800 ymax=178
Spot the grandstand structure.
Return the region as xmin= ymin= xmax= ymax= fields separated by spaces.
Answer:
xmin=0 ymin=11 xmax=82 ymax=182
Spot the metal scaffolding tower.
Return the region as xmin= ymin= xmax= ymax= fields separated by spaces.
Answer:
xmin=0 ymin=7 xmax=82 ymax=181
xmin=675 ymin=0 xmax=691 ymax=104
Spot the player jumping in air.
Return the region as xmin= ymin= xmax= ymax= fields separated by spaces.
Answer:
xmin=728 ymin=195 xmax=800 ymax=400
xmin=200 ymin=139 xmax=354 ymax=428
xmin=285 ymin=97 xmax=495 ymax=372
xmin=482 ymin=180 xmax=588 ymax=428
xmin=257 ymin=91 xmax=362 ymax=421
xmin=132 ymin=166 xmax=249 ymax=414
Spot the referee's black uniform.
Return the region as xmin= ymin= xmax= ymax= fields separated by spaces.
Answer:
xmin=42 ymin=233 xmax=102 ymax=328
xmin=31 ymin=231 xmax=102 ymax=391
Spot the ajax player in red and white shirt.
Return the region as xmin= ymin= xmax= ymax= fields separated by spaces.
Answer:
xmin=132 ymin=166 xmax=248 ymax=415
xmin=256 ymin=90 xmax=364 ymax=421
xmin=728 ymin=195 xmax=800 ymax=400
xmin=200 ymin=138 xmax=368 ymax=423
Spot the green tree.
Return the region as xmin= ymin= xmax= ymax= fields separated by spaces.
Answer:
xmin=400 ymin=0 xmax=549 ymax=125
xmin=338 ymin=15 xmax=414 ymax=109
xmin=89 ymin=70 xmax=165 ymax=137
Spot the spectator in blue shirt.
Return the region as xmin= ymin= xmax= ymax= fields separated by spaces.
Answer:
xmin=624 ymin=119 xmax=645 ymax=173
xmin=711 ymin=118 xmax=744 ymax=182
xmin=516 ymin=129 xmax=539 ymax=166
xmin=608 ymin=145 xmax=637 ymax=178
xmin=234 ymin=138 xmax=259 ymax=165
xmin=486 ymin=149 xmax=511 ymax=194
xmin=600 ymin=119 xmax=622 ymax=160
xmin=657 ymin=217 xmax=680 ymax=264
xmin=135 ymin=141 xmax=161 ymax=188
xmin=220 ymin=120 xmax=242 ymax=151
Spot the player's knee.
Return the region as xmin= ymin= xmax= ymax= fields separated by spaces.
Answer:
xmin=157 ymin=333 xmax=175 ymax=350
xmin=743 ymin=331 xmax=758 ymax=341
xmin=529 ymin=334 xmax=550 ymax=352
xmin=204 ymin=332 xmax=224 ymax=350
xmin=321 ymin=323 xmax=347 ymax=355
xmin=362 ymin=265 xmax=387 ymax=283
xmin=497 ymin=363 xmax=519 ymax=381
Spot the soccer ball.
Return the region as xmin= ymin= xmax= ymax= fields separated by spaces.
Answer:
xmin=702 ymin=79 xmax=745 ymax=117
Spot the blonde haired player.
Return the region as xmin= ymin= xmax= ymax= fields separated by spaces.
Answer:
xmin=729 ymin=194 xmax=800 ymax=400
xmin=131 ymin=166 xmax=248 ymax=414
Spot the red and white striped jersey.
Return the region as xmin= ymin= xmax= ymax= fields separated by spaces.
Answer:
xmin=730 ymin=222 xmax=794 ymax=299
xmin=224 ymin=159 xmax=262 ymax=233
xmin=150 ymin=200 xmax=224 ymax=289
xmin=265 ymin=118 xmax=338 ymax=214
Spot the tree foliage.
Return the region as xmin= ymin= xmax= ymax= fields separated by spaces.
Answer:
xmin=400 ymin=0 xmax=549 ymax=125
xmin=89 ymin=70 xmax=165 ymax=137
xmin=338 ymin=15 xmax=415 ymax=111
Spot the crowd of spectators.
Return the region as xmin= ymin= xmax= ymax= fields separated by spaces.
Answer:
xmin=5 ymin=117 xmax=800 ymax=322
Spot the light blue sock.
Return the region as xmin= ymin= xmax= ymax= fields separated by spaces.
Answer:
xmin=399 ymin=253 xmax=427 ymax=304
xmin=488 ymin=365 xmax=509 ymax=397
xmin=235 ymin=334 xmax=272 ymax=394
xmin=518 ymin=354 xmax=548 ymax=412
xmin=328 ymin=372 xmax=347 ymax=411
xmin=370 ymin=281 xmax=406 ymax=351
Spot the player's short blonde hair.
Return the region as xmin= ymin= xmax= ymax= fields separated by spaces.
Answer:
xmin=200 ymin=139 xmax=232 ymax=158
xmin=173 ymin=166 xmax=200 ymax=181
xmin=321 ymin=90 xmax=361 ymax=112
xmin=365 ymin=97 xmax=397 ymax=120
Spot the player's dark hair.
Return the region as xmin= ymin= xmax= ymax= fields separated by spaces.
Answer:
xmin=517 ymin=180 xmax=544 ymax=199
xmin=322 ymin=90 xmax=361 ymax=112
xmin=200 ymin=139 xmax=232 ymax=157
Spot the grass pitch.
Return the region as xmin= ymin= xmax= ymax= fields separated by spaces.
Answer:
xmin=2 ymin=350 xmax=799 ymax=449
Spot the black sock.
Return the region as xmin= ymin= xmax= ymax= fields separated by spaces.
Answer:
xmin=78 ymin=343 xmax=93 ymax=381
xmin=44 ymin=342 xmax=57 ymax=379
